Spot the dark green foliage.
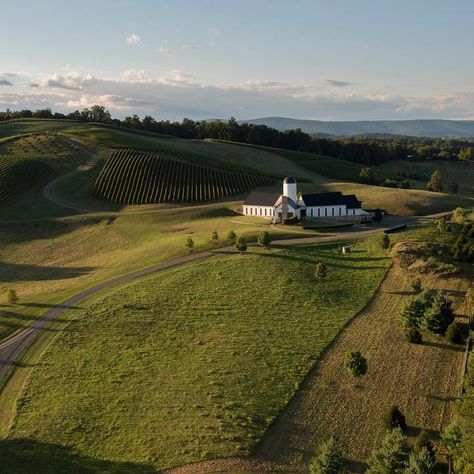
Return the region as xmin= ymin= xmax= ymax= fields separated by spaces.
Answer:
xmin=381 ymin=234 xmax=390 ymax=250
xmin=310 ymin=436 xmax=343 ymax=474
xmin=446 ymin=321 xmax=463 ymax=344
xmin=399 ymin=179 xmax=410 ymax=189
xmin=7 ymin=289 xmax=18 ymax=305
xmin=450 ymin=222 xmax=474 ymax=263
xmin=94 ymin=149 xmax=276 ymax=204
xmin=449 ymin=182 xmax=459 ymax=194
xmin=385 ymin=406 xmax=407 ymax=432
xmin=315 ymin=262 xmax=327 ymax=278
xmin=235 ymin=236 xmax=247 ymax=253
xmin=406 ymin=327 xmax=422 ymax=344
xmin=344 ymin=351 xmax=367 ymax=378
xmin=400 ymin=294 xmax=431 ymax=328
xmin=383 ymin=178 xmax=399 ymax=188
xmin=406 ymin=447 xmax=436 ymax=474
xmin=282 ymin=216 xmax=298 ymax=225
xmin=360 ymin=167 xmax=376 ymax=184
xmin=211 ymin=230 xmax=219 ymax=242
xmin=226 ymin=230 xmax=237 ymax=243
xmin=424 ymin=293 xmax=455 ymax=335
xmin=257 ymin=231 xmax=271 ymax=247
xmin=366 ymin=428 xmax=410 ymax=474
xmin=372 ymin=209 xmax=383 ymax=222
xmin=411 ymin=278 xmax=422 ymax=294
xmin=427 ymin=170 xmax=443 ymax=192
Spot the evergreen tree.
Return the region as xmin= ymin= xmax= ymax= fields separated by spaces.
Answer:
xmin=211 ymin=230 xmax=219 ymax=242
xmin=381 ymin=234 xmax=390 ymax=250
xmin=411 ymin=278 xmax=422 ymax=294
xmin=366 ymin=428 xmax=410 ymax=474
xmin=184 ymin=236 xmax=194 ymax=250
xmin=309 ymin=436 xmax=344 ymax=474
xmin=405 ymin=447 xmax=436 ymax=474
xmin=424 ymin=293 xmax=454 ymax=335
xmin=7 ymin=289 xmax=18 ymax=305
xmin=226 ymin=230 xmax=237 ymax=243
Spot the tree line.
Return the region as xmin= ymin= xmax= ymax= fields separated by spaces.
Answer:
xmin=2 ymin=106 xmax=474 ymax=164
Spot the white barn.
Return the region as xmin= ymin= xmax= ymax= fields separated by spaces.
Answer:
xmin=242 ymin=177 xmax=370 ymax=221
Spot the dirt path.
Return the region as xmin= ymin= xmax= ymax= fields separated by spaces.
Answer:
xmin=165 ymin=260 xmax=466 ymax=473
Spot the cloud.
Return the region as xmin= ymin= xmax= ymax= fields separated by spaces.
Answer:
xmin=158 ymin=70 xmax=197 ymax=86
xmin=181 ymin=44 xmax=197 ymax=50
xmin=45 ymin=72 xmax=96 ymax=90
xmin=125 ymin=33 xmax=141 ymax=45
xmin=320 ymin=79 xmax=355 ymax=87
xmin=208 ymin=26 xmax=219 ymax=46
xmin=119 ymin=69 xmax=150 ymax=82
xmin=0 ymin=79 xmax=13 ymax=86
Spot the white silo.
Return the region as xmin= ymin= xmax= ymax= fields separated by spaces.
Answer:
xmin=283 ymin=176 xmax=297 ymax=202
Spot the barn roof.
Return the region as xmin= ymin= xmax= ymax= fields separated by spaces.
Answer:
xmin=301 ymin=192 xmax=362 ymax=208
xmin=243 ymin=192 xmax=280 ymax=206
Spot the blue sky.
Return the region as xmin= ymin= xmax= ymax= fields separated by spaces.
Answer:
xmin=2 ymin=0 xmax=474 ymax=120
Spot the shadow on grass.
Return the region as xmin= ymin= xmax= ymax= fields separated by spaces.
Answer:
xmin=0 ymin=262 xmax=96 ymax=282
xmin=0 ymin=359 xmax=37 ymax=368
xmin=0 ymin=438 xmax=156 ymax=473
xmin=343 ymin=458 xmax=368 ymax=473
xmin=421 ymin=340 xmax=464 ymax=353
xmin=405 ymin=426 xmax=441 ymax=440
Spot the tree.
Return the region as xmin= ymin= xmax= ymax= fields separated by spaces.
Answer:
xmin=405 ymin=447 xmax=436 ymax=474
xmin=257 ymin=231 xmax=271 ymax=248
xmin=381 ymin=233 xmax=390 ymax=250
xmin=211 ymin=230 xmax=219 ymax=242
xmin=226 ymin=230 xmax=237 ymax=243
xmin=401 ymin=298 xmax=428 ymax=328
xmin=344 ymin=351 xmax=368 ymax=378
xmin=235 ymin=236 xmax=247 ymax=253
xmin=373 ymin=209 xmax=383 ymax=222
xmin=424 ymin=293 xmax=454 ymax=335
xmin=427 ymin=171 xmax=443 ymax=192
xmin=385 ymin=405 xmax=407 ymax=432
xmin=452 ymin=207 xmax=465 ymax=224
xmin=184 ymin=236 xmax=194 ymax=250
xmin=315 ymin=262 xmax=327 ymax=278
xmin=310 ymin=436 xmax=343 ymax=474
xmin=360 ymin=167 xmax=375 ymax=184
xmin=449 ymin=182 xmax=459 ymax=194
xmin=7 ymin=289 xmax=18 ymax=305
xmin=411 ymin=278 xmax=422 ymax=294
xmin=366 ymin=428 xmax=410 ymax=474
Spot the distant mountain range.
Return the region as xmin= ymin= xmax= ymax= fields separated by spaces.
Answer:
xmin=240 ymin=117 xmax=474 ymax=138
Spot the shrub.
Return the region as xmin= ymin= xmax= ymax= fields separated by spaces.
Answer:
xmin=184 ymin=236 xmax=194 ymax=250
xmin=211 ymin=230 xmax=219 ymax=242
xmin=282 ymin=216 xmax=298 ymax=225
xmin=383 ymin=178 xmax=399 ymax=188
xmin=385 ymin=406 xmax=407 ymax=432
xmin=381 ymin=233 xmax=390 ymax=250
xmin=257 ymin=231 xmax=271 ymax=248
xmin=309 ymin=436 xmax=343 ymax=474
xmin=7 ymin=289 xmax=18 ymax=305
xmin=399 ymin=179 xmax=410 ymax=189
xmin=406 ymin=447 xmax=436 ymax=474
xmin=401 ymin=298 xmax=428 ymax=328
xmin=449 ymin=182 xmax=459 ymax=194
xmin=372 ymin=209 xmax=383 ymax=222
xmin=344 ymin=351 xmax=367 ymax=378
xmin=226 ymin=230 xmax=237 ymax=243
xmin=427 ymin=170 xmax=443 ymax=192
xmin=446 ymin=321 xmax=463 ymax=344
xmin=315 ymin=262 xmax=327 ymax=279
xmin=411 ymin=278 xmax=423 ymax=294
xmin=406 ymin=327 xmax=422 ymax=344
xmin=235 ymin=236 xmax=247 ymax=253
xmin=452 ymin=207 xmax=465 ymax=224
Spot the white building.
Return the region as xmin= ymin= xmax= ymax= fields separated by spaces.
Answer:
xmin=242 ymin=177 xmax=370 ymax=221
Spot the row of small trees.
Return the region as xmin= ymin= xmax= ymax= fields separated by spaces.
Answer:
xmin=184 ymin=230 xmax=273 ymax=253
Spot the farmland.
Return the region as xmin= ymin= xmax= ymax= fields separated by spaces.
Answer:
xmin=94 ymin=149 xmax=276 ymax=204
xmin=5 ymin=238 xmax=390 ymax=472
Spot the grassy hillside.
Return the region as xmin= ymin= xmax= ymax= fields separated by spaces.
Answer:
xmin=7 ymin=238 xmax=390 ymax=471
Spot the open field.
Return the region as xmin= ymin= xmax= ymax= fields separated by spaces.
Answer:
xmin=4 ymin=238 xmax=390 ymax=472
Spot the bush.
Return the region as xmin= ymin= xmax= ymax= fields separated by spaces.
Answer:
xmin=282 ymin=216 xmax=298 ymax=225
xmin=399 ymin=179 xmax=410 ymax=189
xmin=235 ymin=236 xmax=247 ymax=253
xmin=7 ymin=289 xmax=18 ymax=305
xmin=315 ymin=262 xmax=327 ymax=278
xmin=366 ymin=428 xmax=410 ymax=474
xmin=411 ymin=278 xmax=422 ymax=294
xmin=383 ymin=178 xmax=399 ymax=188
xmin=344 ymin=351 xmax=367 ymax=378
xmin=226 ymin=230 xmax=237 ymax=243
xmin=427 ymin=170 xmax=443 ymax=192
xmin=372 ymin=209 xmax=383 ymax=222
xmin=446 ymin=321 xmax=463 ymax=344
xmin=211 ymin=230 xmax=219 ymax=242
xmin=257 ymin=231 xmax=271 ymax=247
xmin=381 ymin=234 xmax=390 ymax=250
xmin=310 ymin=436 xmax=343 ymax=474
xmin=184 ymin=236 xmax=194 ymax=250
xmin=406 ymin=327 xmax=422 ymax=344
xmin=385 ymin=405 xmax=407 ymax=432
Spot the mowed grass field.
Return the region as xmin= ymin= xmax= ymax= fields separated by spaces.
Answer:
xmin=5 ymin=238 xmax=390 ymax=472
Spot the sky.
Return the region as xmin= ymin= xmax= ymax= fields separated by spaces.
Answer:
xmin=2 ymin=0 xmax=474 ymax=121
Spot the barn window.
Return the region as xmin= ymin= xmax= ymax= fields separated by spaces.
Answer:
xmin=325 ymin=208 xmax=327 ymax=217
xmin=339 ymin=207 xmax=342 ymax=215
xmin=332 ymin=208 xmax=335 ymax=216
xmin=353 ymin=209 xmax=355 ymax=215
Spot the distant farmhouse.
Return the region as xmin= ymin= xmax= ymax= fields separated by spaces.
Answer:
xmin=243 ymin=177 xmax=370 ymax=221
